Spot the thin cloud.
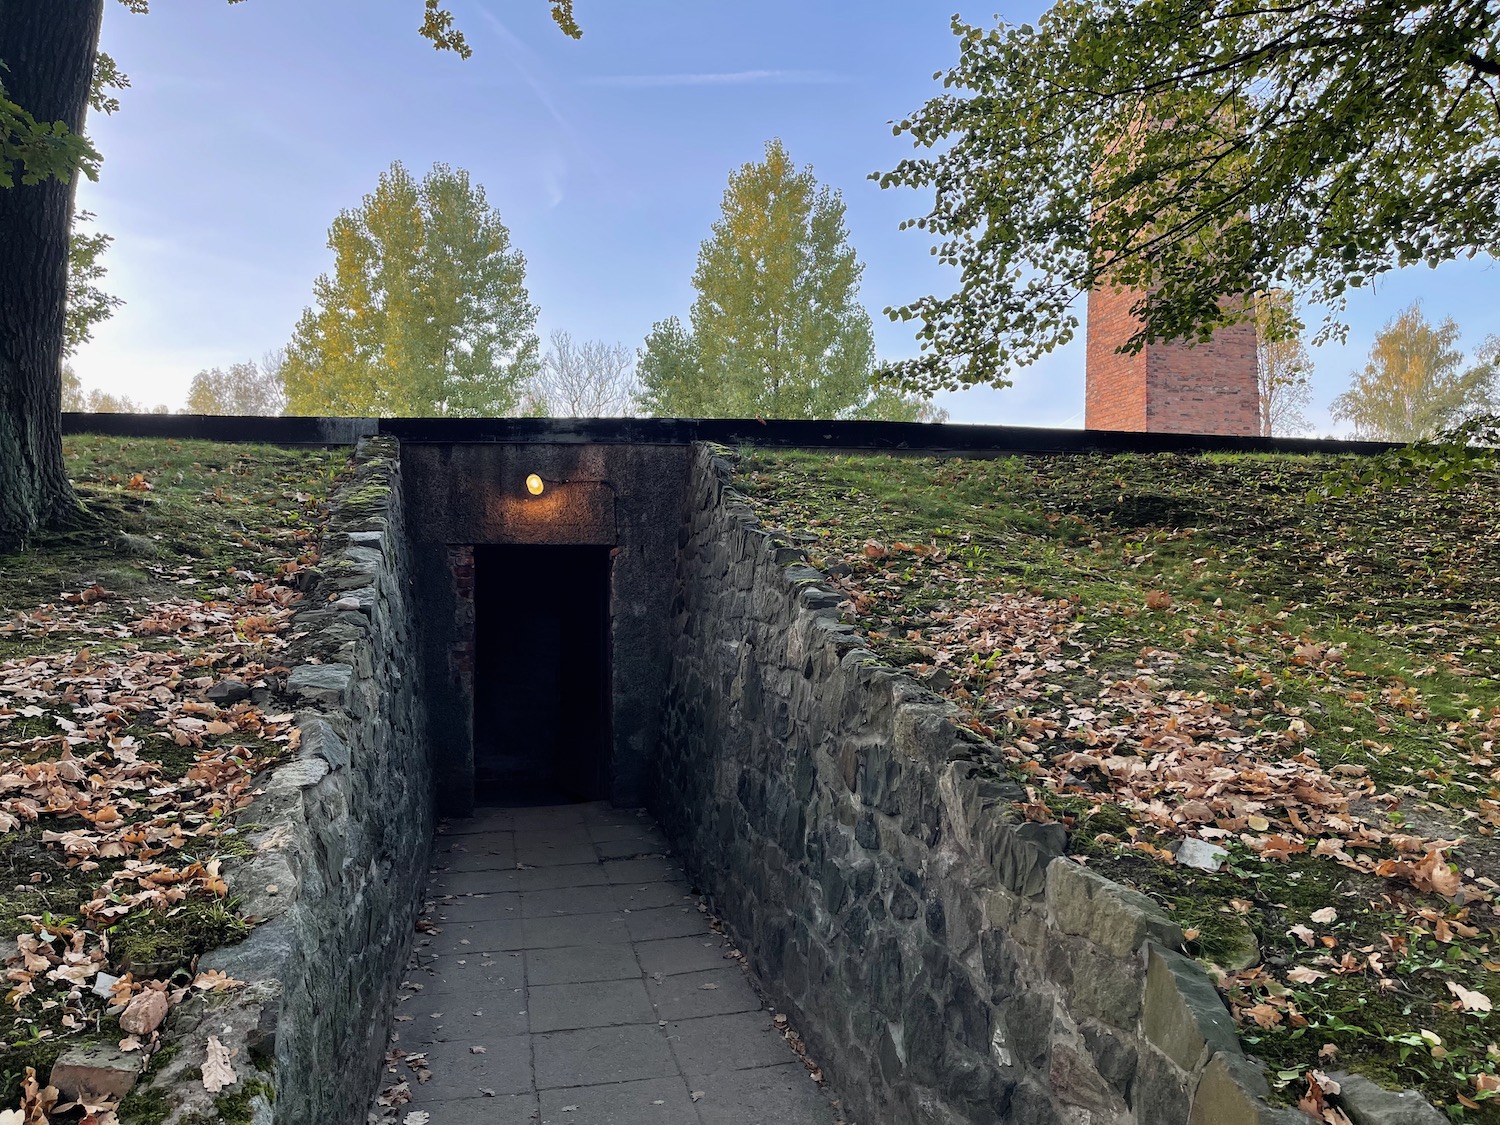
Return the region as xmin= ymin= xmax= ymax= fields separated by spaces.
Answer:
xmin=587 ymin=69 xmax=849 ymax=88
xmin=474 ymin=7 xmax=575 ymax=136
xmin=471 ymin=5 xmax=614 ymax=201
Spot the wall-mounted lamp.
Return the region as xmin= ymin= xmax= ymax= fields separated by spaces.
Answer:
xmin=525 ymin=473 xmax=545 ymax=496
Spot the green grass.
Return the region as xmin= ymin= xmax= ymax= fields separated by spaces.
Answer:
xmin=739 ymin=447 xmax=1500 ymax=1120
xmin=0 ymin=435 xmax=347 ymax=1109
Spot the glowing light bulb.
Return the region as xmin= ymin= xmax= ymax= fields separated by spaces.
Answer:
xmin=526 ymin=473 xmax=545 ymax=496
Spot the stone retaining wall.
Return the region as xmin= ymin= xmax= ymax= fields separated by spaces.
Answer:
xmin=655 ymin=445 xmax=1310 ymax=1125
xmin=127 ymin=435 xmax=433 ymax=1124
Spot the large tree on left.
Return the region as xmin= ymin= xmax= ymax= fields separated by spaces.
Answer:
xmin=0 ymin=0 xmax=107 ymax=552
xmin=0 ymin=0 xmax=579 ymax=552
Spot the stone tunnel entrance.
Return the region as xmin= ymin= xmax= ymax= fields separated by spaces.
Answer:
xmin=472 ymin=544 xmax=612 ymax=805
xmin=404 ymin=440 xmax=693 ymax=815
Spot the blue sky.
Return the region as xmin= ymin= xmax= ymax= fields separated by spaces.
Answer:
xmin=71 ymin=0 xmax=1500 ymax=429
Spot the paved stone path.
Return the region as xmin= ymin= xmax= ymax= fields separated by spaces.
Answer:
xmin=383 ymin=803 xmax=841 ymax=1125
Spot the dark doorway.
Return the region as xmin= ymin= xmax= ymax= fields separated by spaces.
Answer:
xmin=473 ymin=545 xmax=612 ymax=805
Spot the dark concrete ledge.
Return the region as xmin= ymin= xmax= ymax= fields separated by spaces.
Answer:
xmin=62 ymin=412 xmax=377 ymax=446
xmin=62 ymin=412 xmax=1403 ymax=457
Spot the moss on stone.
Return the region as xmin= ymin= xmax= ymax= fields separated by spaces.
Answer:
xmin=116 ymin=1038 xmax=183 ymax=1125
xmin=211 ymin=1078 xmax=276 ymax=1123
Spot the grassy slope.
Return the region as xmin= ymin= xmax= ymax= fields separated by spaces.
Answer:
xmin=0 ymin=436 xmax=346 ymax=1110
xmin=740 ymin=447 xmax=1500 ymax=1121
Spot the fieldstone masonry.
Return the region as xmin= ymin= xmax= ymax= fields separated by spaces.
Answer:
xmin=126 ymin=436 xmax=434 ymax=1124
xmin=114 ymin=432 xmax=1447 ymax=1124
xmin=655 ymin=444 xmax=1312 ymax=1125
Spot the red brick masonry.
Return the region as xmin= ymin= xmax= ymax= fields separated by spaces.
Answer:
xmin=1086 ymin=286 xmax=1260 ymax=436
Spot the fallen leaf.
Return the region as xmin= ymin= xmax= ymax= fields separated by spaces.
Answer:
xmin=1447 ymin=981 xmax=1493 ymax=1012
xmin=202 ymin=1035 xmax=237 ymax=1094
xmin=690 ymin=1091 xmax=705 ymax=1102
xmin=1244 ymin=1003 xmax=1284 ymax=1029
xmin=403 ymin=1114 xmax=430 ymax=1125
xmin=1414 ymin=848 xmax=1461 ymax=898
xmin=1286 ymin=967 xmax=1327 ymax=985
xmin=1310 ymin=908 xmax=1338 ymax=924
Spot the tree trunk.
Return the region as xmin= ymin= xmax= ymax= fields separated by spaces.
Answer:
xmin=0 ymin=0 xmax=104 ymax=552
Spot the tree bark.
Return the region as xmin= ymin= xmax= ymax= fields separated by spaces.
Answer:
xmin=0 ymin=0 xmax=103 ymax=552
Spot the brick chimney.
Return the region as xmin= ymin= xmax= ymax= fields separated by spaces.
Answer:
xmin=1085 ymin=287 xmax=1261 ymax=436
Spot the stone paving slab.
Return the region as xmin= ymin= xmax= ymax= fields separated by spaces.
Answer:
xmin=604 ymin=857 xmax=683 ymax=884
xmin=595 ymin=834 xmax=672 ymax=860
xmin=529 ymin=979 xmax=656 ymax=1032
xmin=625 ymin=904 xmax=715 ymax=942
xmin=518 ymin=842 xmax=602 ymax=867
xmin=635 ymin=936 xmax=739 ymax=977
xmin=522 ymin=885 xmax=622 ymax=918
xmin=687 ymin=1063 xmax=837 ymax=1125
xmin=665 ymin=1013 xmax=807 ymax=1076
xmin=421 ymin=957 xmax=526 ymax=995
xmin=611 ymin=880 xmax=696 ymax=912
xmin=421 ymin=1036 xmax=533 ymax=1096
xmin=438 ymin=841 xmax=519 ymax=871
xmin=382 ymin=803 xmax=841 ymax=1125
xmin=647 ymin=968 xmax=764 ymax=1021
xmin=537 ymin=1077 xmax=700 ymax=1125
xmin=439 ymin=810 xmax=519 ymax=835
xmin=415 ymin=995 xmax=530 ymax=1042
xmin=588 ymin=822 xmax=671 ymax=845
xmin=523 ymin=913 xmax=632 ymax=949
xmin=429 ymin=891 xmax=522 ymax=923
xmin=535 ymin=1024 xmax=680 ymax=1088
xmin=411 ymin=1092 xmax=540 ymax=1125
xmin=525 ymin=943 xmax=640 ymax=986
xmin=423 ymin=917 xmax=524 ymax=954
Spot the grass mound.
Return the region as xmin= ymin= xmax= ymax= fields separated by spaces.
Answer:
xmin=0 ymin=436 xmax=346 ymax=1115
xmin=740 ymin=447 xmax=1500 ymax=1120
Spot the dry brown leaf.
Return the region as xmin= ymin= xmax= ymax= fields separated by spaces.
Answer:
xmin=1244 ymin=1003 xmax=1284 ymax=1028
xmin=202 ymin=1035 xmax=237 ymax=1094
xmin=1447 ymin=981 xmax=1493 ymax=1012
xmin=191 ymin=970 xmax=245 ymax=992
xmin=1414 ymin=848 xmax=1461 ymax=898
xmin=1286 ymin=966 xmax=1327 ymax=984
